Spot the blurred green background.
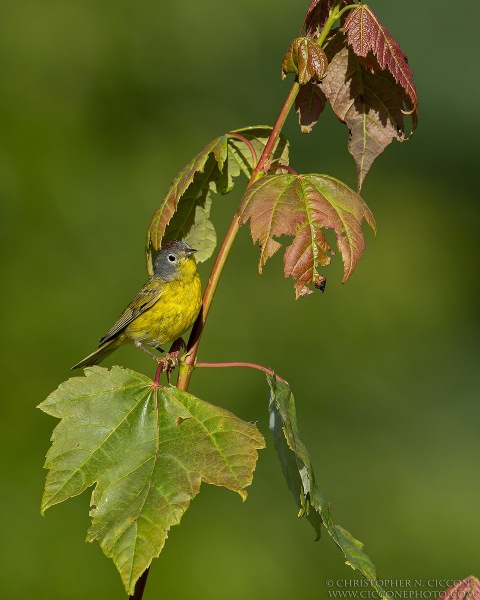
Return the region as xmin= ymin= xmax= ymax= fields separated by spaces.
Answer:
xmin=1 ymin=1 xmax=479 ymax=598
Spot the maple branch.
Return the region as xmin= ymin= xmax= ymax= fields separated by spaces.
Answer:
xmin=252 ymin=82 xmax=299 ymax=178
xmin=139 ymin=9 xmax=342 ymax=595
xmin=176 ymin=212 xmax=241 ymax=389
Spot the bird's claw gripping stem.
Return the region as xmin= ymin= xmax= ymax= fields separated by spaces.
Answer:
xmin=151 ymin=338 xmax=187 ymax=385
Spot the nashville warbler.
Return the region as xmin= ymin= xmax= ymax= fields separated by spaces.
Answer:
xmin=72 ymin=239 xmax=202 ymax=369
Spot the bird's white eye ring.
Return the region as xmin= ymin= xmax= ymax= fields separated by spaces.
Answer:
xmin=168 ymin=254 xmax=176 ymax=262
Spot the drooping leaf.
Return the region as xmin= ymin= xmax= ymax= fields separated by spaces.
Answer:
xmin=238 ymin=173 xmax=375 ymax=297
xmin=146 ymin=126 xmax=289 ymax=274
xmin=148 ymin=135 xmax=227 ymax=250
xmin=267 ymin=374 xmax=387 ymax=600
xmin=39 ymin=366 xmax=265 ymax=595
xmin=441 ymin=577 xmax=480 ymax=600
xmin=344 ymin=5 xmax=418 ymax=112
xmin=281 ymin=37 xmax=328 ymax=85
xmin=321 ymin=35 xmax=417 ymax=189
xmin=295 ymin=81 xmax=327 ymax=134
xmin=146 ymin=135 xmax=226 ymax=273
xmin=303 ymin=0 xmax=350 ymax=38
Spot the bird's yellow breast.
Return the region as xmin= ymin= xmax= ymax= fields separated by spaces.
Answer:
xmin=123 ymin=258 xmax=202 ymax=348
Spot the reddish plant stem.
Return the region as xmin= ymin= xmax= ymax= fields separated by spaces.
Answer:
xmin=251 ymin=82 xmax=299 ymax=178
xmin=195 ymin=361 xmax=288 ymax=384
xmin=154 ymin=362 xmax=163 ymax=386
xmin=269 ymin=163 xmax=299 ymax=176
xmin=226 ymin=132 xmax=258 ymax=167
xmin=176 ymin=212 xmax=241 ymax=390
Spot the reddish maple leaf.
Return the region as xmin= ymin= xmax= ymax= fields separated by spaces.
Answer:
xmin=238 ymin=173 xmax=375 ymax=297
xmin=344 ymin=5 xmax=418 ymax=111
xmin=321 ymin=36 xmax=414 ymax=189
xmin=295 ymin=81 xmax=327 ymax=134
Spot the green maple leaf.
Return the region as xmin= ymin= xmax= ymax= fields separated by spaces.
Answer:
xmin=39 ymin=366 xmax=265 ymax=595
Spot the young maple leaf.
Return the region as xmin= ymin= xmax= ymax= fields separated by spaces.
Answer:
xmin=281 ymin=37 xmax=328 ymax=85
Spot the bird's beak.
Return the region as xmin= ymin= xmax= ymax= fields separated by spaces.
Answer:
xmin=185 ymin=247 xmax=197 ymax=257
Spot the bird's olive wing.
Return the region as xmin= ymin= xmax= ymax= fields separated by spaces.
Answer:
xmin=98 ymin=278 xmax=165 ymax=346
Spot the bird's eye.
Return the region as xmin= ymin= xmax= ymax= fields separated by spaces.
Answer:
xmin=167 ymin=254 xmax=176 ymax=262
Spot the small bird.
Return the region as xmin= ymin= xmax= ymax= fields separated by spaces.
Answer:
xmin=72 ymin=240 xmax=202 ymax=370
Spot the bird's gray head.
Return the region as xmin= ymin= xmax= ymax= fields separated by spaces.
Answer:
xmin=153 ymin=240 xmax=197 ymax=281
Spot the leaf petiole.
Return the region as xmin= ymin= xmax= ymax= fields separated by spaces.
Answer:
xmin=195 ymin=361 xmax=288 ymax=384
xmin=336 ymin=4 xmax=357 ymax=21
xmin=316 ymin=3 xmax=356 ymax=47
xmin=269 ymin=163 xmax=299 ymax=176
xmin=227 ymin=132 xmax=258 ymax=168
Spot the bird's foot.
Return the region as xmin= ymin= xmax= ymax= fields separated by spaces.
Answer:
xmin=135 ymin=340 xmax=161 ymax=361
xmin=162 ymin=338 xmax=187 ymax=383
xmin=152 ymin=354 xmax=177 ymax=386
xmin=138 ymin=339 xmax=187 ymax=384
xmin=163 ymin=352 xmax=179 ymax=383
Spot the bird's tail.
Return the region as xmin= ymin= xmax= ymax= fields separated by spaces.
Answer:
xmin=71 ymin=339 xmax=118 ymax=370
